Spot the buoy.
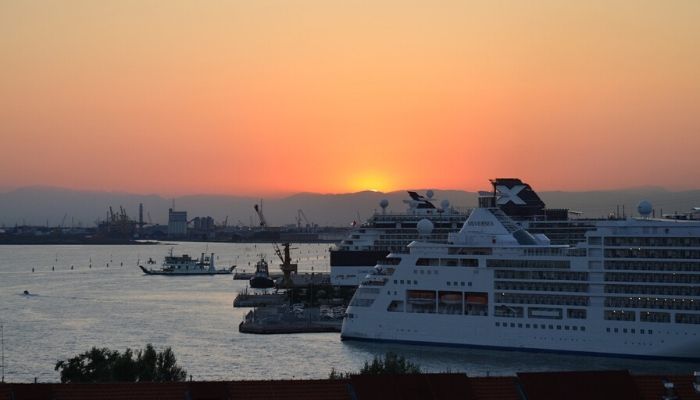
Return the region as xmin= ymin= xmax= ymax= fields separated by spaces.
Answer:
xmin=32 ymin=268 xmax=35 ymax=273
xmin=52 ymin=266 xmax=55 ymax=271
xmin=23 ymin=290 xmax=29 ymax=295
xmin=120 ymin=262 xmax=123 ymax=266
xmin=71 ymin=265 xmax=74 ymax=270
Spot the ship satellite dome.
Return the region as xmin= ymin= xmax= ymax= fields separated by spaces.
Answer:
xmin=638 ymin=200 xmax=653 ymax=217
xmin=426 ymin=190 xmax=435 ymax=199
xmin=441 ymin=199 xmax=450 ymax=210
xmin=417 ymin=218 xmax=434 ymax=235
xmin=380 ymin=199 xmax=389 ymax=209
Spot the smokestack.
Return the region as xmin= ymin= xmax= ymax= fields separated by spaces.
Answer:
xmin=139 ymin=203 xmax=144 ymax=228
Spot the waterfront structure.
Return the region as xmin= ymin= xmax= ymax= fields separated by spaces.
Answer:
xmin=167 ymin=208 xmax=188 ymax=238
xmin=341 ymin=190 xmax=700 ymax=359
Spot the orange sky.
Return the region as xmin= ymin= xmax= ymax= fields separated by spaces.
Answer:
xmin=1 ymin=1 xmax=699 ymax=196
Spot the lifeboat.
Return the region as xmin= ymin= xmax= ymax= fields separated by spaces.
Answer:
xmin=439 ymin=293 xmax=462 ymax=305
xmin=465 ymin=293 xmax=488 ymax=305
xmin=407 ymin=290 xmax=436 ymax=305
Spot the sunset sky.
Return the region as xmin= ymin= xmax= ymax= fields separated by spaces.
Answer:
xmin=1 ymin=1 xmax=699 ymax=196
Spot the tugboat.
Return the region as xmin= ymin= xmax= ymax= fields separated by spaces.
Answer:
xmin=249 ymin=256 xmax=275 ymax=288
xmin=140 ymin=249 xmax=235 ymax=275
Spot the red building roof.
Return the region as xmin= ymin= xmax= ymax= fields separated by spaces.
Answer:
xmin=1 ymin=371 xmax=698 ymax=400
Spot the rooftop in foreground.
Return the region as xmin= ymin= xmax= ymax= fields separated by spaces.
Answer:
xmin=2 ymin=370 xmax=699 ymax=400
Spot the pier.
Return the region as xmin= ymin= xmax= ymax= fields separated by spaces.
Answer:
xmin=238 ymin=306 xmax=343 ymax=334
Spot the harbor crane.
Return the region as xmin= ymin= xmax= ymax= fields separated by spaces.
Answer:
xmin=253 ymin=200 xmax=298 ymax=288
xmin=296 ymin=209 xmax=312 ymax=229
xmin=274 ymin=242 xmax=298 ymax=288
xmin=253 ymin=200 xmax=268 ymax=228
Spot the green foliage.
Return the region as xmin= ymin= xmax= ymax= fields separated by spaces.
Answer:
xmin=329 ymin=352 xmax=421 ymax=378
xmin=55 ymin=344 xmax=187 ymax=383
xmin=359 ymin=352 xmax=421 ymax=375
xmin=328 ymin=367 xmax=351 ymax=380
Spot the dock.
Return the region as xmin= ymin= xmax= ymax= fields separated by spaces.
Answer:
xmin=233 ymin=271 xmax=332 ymax=288
xmin=238 ymin=305 xmax=344 ymax=334
xmin=233 ymin=271 xmax=284 ymax=280
xmin=233 ymin=292 xmax=286 ymax=307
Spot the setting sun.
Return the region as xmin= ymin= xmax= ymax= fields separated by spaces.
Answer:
xmin=348 ymin=172 xmax=394 ymax=193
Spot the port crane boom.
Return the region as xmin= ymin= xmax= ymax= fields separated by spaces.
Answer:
xmin=253 ymin=201 xmax=267 ymax=228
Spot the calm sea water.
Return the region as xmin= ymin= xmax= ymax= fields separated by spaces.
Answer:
xmin=0 ymin=242 xmax=697 ymax=383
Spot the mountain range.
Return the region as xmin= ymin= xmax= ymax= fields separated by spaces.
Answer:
xmin=0 ymin=186 xmax=698 ymax=227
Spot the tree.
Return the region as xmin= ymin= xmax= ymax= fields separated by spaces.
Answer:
xmin=55 ymin=344 xmax=187 ymax=383
xmin=329 ymin=352 xmax=421 ymax=379
xmin=360 ymin=352 xmax=421 ymax=375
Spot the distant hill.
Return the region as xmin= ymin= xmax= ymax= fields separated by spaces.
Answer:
xmin=0 ymin=186 xmax=698 ymax=227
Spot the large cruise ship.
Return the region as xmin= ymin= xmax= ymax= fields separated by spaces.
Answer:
xmin=330 ymin=191 xmax=469 ymax=286
xmin=341 ymin=190 xmax=700 ymax=359
xmin=331 ymin=179 xmax=598 ymax=287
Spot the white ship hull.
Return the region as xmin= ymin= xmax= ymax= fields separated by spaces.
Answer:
xmin=342 ymin=309 xmax=700 ymax=360
xmin=342 ymin=200 xmax=700 ymax=360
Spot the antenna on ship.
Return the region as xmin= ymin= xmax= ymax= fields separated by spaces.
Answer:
xmin=380 ymin=199 xmax=389 ymax=215
xmin=1 ymin=322 xmax=5 ymax=383
xmin=638 ymin=201 xmax=653 ymax=219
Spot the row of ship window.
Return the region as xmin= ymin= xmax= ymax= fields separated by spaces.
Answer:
xmin=522 ymin=248 xmax=572 ymax=257
xmin=606 ymin=327 xmax=653 ymax=334
xmin=602 ymin=237 xmax=700 ymax=247
xmin=378 ymin=229 xmax=452 ymax=235
xmin=447 ymin=247 xmax=492 ymax=255
xmin=495 ymin=322 xmax=586 ymax=331
xmin=486 ymin=260 xmax=570 ymax=269
xmin=416 ymin=258 xmax=478 ymax=267
xmin=604 ymin=249 xmax=700 ymax=259
xmin=603 ymin=309 xmax=700 ymax=324
xmin=495 ymin=270 xmax=588 ymax=281
xmin=386 ymin=301 xmax=489 ymax=316
xmin=604 ymin=297 xmax=700 ymax=311
xmin=411 ymin=259 xmax=579 ymax=269
xmin=493 ymin=305 xmax=586 ymax=319
xmin=495 ymin=281 xmax=588 ymax=293
xmin=605 ymin=272 xmax=700 ymax=284
xmin=495 ymin=293 xmax=589 ymax=306
xmin=604 ymin=261 xmax=700 ymax=272
xmin=392 ymin=278 xmax=473 ymax=287
xmin=604 ymin=284 xmax=700 ymax=297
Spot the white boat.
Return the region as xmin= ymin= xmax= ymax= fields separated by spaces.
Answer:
xmin=341 ymin=186 xmax=700 ymax=360
xmin=139 ymin=250 xmax=234 ymax=275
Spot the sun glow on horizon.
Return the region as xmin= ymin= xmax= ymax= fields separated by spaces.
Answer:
xmin=347 ymin=172 xmax=395 ymax=194
xmin=1 ymin=1 xmax=699 ymax=194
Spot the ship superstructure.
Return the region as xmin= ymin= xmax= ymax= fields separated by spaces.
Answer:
xmin=331 ymin=180 xmax=599 ymax=287
xmin=341 ymin=190 xmax=700 ymax=359
xmin=330 ymin=191 xmax=468 ymax=286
